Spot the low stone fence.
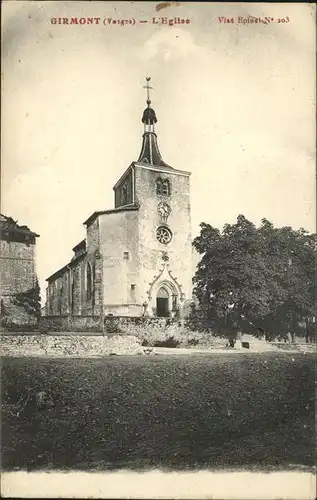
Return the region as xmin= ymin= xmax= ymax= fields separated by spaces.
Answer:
xmin=1 ymin=333 xmax=313 ymax=358
xmin=102 ymin=316 xmax=223 ymax=347
xmin=4 ymin=315 xmax=310 ymax=351
xmin=0 ymin=335 xmax=143 ymax=358
xmin=40 ymin=315 xmax=102 ymax=332
xmin=104 ymin=315 xmax=183 ymax=333
xmin=1 ymin=315 xmax=102 ymax=333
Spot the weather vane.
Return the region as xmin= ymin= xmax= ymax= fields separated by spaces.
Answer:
xmin=143 ymin=76 xmax=153 ymax=106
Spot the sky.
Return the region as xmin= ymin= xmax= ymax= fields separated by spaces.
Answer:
xmin=2 ymin=1 xmax=316 ymax=301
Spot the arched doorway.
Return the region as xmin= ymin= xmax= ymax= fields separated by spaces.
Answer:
xmin=156 ymin=287 xmax=170 ymax=317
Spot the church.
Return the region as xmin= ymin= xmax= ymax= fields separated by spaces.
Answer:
xmin=45 ymin=79 xmax=195 ymax=319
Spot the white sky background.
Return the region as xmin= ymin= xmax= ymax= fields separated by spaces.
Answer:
xmin=1 ymin=1 xmax=316 ymax=302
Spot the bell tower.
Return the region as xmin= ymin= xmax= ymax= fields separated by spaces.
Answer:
xmin=111 ymin=78 xmax=193 ymax=317
xmin=133 ymin=78 xmax=193 ymax=317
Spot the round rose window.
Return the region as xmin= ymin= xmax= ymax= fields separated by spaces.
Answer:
xmin=156 ymin=226 xmax=173 ymax=245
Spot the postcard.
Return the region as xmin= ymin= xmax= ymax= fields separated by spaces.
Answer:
xmin=1 ymin=1 xmax=316 ymax=498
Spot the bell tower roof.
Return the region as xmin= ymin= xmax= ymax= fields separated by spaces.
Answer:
xmin=141 ymin=106 xmax=157 ymax=125
xmin=137 ymin=77 xmax=173 ymax=170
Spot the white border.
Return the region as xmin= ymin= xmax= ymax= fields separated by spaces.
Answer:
xmin=1 ymin=471 xmax=316 ymax=499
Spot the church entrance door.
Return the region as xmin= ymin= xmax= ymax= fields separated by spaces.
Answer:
xmin=156 ymin=287 xmax=169 ymax=317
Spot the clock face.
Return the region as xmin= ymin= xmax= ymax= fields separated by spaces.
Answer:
xmin=157 ymin=202 xmax=171 ymax=218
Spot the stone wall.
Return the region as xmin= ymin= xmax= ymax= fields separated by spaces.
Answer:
xmin=1 ymin=314 xmax=209 ymax=336
xmin=104 ymin=315 xmax=182 ymax=333
xmin=39 ymin=315 xmax=102 ymax=332
xmin=1 ymin=313 xmax=240 ymax=348
xmin=82 ymin=218 xmax=103 ymax=316
xmin=1 ymin=303 xmax=38 ymax=326
xmin=71 ymin=259 xmax=85 ymax=315
xmin=46 ymin=218 xmax=103 ymax=317
xmin=114 ymin=169 xmax=133 ymax=208
xmin=1 ymin=315 xmax=102 ymax=333
xmin=46 ymin=273 xmax=70 ymax=316
xmin=134 ymin=165 xmax=193 ymax=316
xmin=0 ymin=239 xmax=38 ymax=323
xmin=0 ymin=334 xmax=143 ymax=357
xmin=0 ymin=240 xmax=36 ymax=295
xmin=103 ymin=316 xmax=220 ymax=347
xmin=1 ymin=315 xmax=211 ymax=346
xmin=99 ymin=210 xmax=139 ymax=315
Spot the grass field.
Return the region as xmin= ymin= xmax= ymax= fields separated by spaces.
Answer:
xmin=1 ymin=353 xmax=315 ymax=471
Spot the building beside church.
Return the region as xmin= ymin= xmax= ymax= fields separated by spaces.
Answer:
xmin=45 ymin=80 xmax=195 ymax=319
xmin=0 ymin=214 xmax=40 ymax=324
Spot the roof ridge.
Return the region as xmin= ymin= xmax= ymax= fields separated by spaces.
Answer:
xmin=83 ymin=203 xmax=140 ymax=227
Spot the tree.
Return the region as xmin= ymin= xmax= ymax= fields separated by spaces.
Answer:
xmin=255 ymin=222 xmax=316 ymax=342
xmin=192 ymin=215 xmax=315 ymax=344
xmin=13 ymin=279 xmax=41 ymax=322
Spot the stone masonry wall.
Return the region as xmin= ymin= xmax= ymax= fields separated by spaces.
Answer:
xmin=40 ymin=315 xmax=102 ymax=332
xmin=46 ymin=219 xmax=103 ymax=317
xmin=0 ymin=335 xmax=143 ymax=357
xmin=99 ymin=211 xmax=139 ymax=314
xmin=81 ymin=218 xmax=103 ymax=316
xmin=0 ymin=239 xmax=38 ymax=323
xmin=134 ymin=165 xmax=193 ymax=315
xmin=71 ymin=260 xmax=84 ymax=315
xmin=102 ymin=315 xmax=218 ymax=347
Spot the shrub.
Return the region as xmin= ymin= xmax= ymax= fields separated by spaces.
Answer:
xmin=188 ymin=338 xmax=199 ymax=346
xmin=154 ymin=337 xmax=180 ymax=348
xmin=104 ymin=317 xmax=123 ymax=334
xmin=13 ymin=281 xmax=41 ymax=321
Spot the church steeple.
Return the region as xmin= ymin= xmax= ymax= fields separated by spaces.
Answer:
xmin=137 ymin=77 xmax=173 ymax=169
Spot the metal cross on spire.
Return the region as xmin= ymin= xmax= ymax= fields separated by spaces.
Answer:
xmin=143 ymin=77 xmax=153 ymax=106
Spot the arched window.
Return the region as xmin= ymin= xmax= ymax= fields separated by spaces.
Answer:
xmin=0 ymin=299 xmax=5 ymax=317
xmin=58 ymin=284 xmax=63 ymax=315
xmin=49 ymin=283 xmax=55 ymax=315
xmin=156 ymin=178 xmax=162 ymax=194
xmin=64 ymin=273 xmax=69 ymax=308
xmin=156 ymin=178 xmax=170 ymax=196
xmin=121 ymin=183 xmax=128 ymax=205
xmin=69 ymin=270 xmax=75 ymax=313
xmin=86 ymin=262 xmax=93 ymax=301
